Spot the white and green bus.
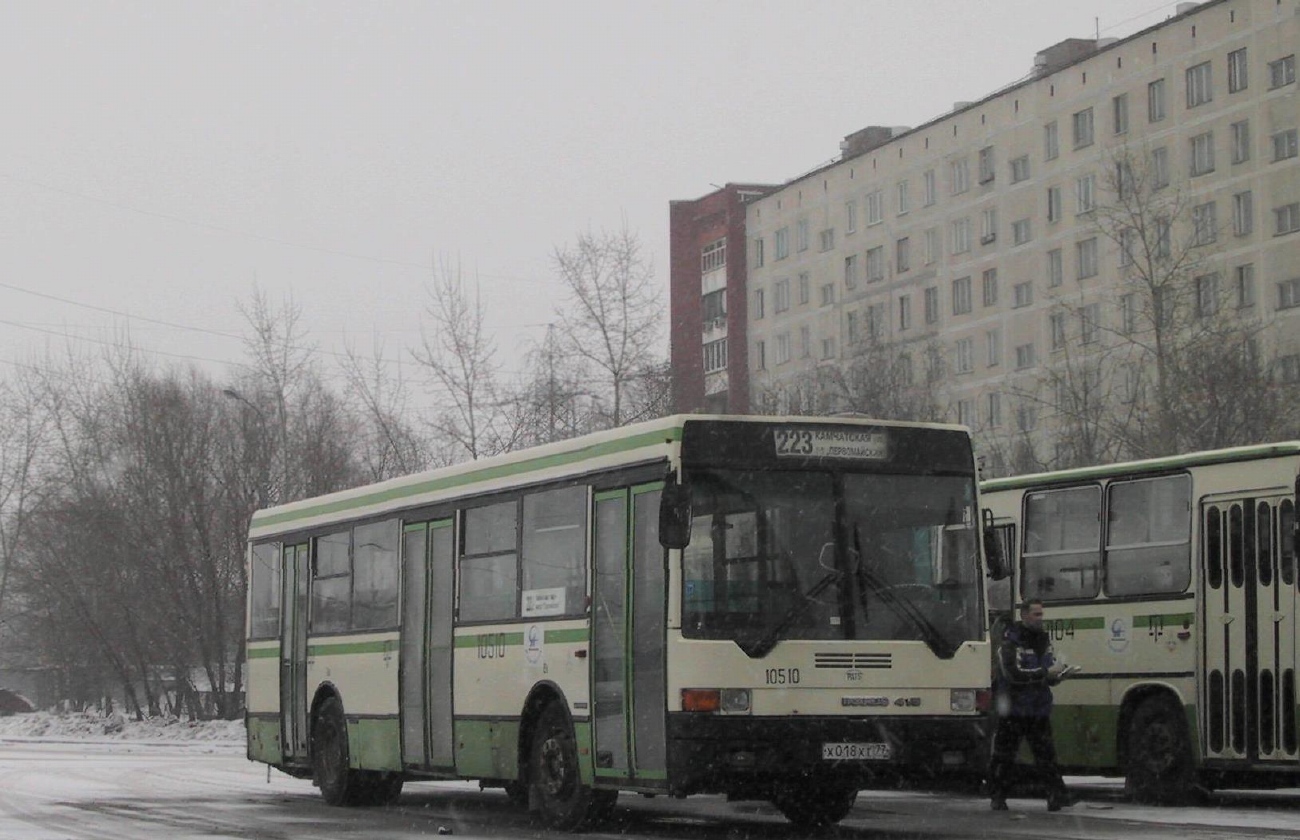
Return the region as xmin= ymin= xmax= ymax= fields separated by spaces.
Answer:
xmin=982 ymin=442 xmax=1300 ymax=802
xmin=245 ymin=414 xmax=998 ymax=828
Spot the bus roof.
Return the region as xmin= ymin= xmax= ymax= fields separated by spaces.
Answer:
xmin=981 ymin=441 xmax=1300 ymax=494
xmin=249 ymin=413 xmax=966 ymax=539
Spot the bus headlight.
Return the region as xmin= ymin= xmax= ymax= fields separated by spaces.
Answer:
xmin=720 ymin=688 xmax=751 ymax=713
xmin=950 ymin=689 xmax=977 ymax=712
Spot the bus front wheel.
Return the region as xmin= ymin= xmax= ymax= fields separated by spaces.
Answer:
xmin=1125 ymin=695 xmax=1195 ymax=804
xmin=771 ymin=781 xmax=858 ymax=827
xmin=311 ymin=695 xmax=403 ymax=807
xmin=528 ymin=703 xmax=615 ymax=829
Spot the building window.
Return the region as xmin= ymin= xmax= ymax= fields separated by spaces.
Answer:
xmin=846 ymin=311 xmax=860 ymax=345
xmin=867 ymin=190 xmax=884 ymax=224
xmin=1044 ymin=120 xmax=1059 ymax=160
xmin=1154 ymin=217 xmax=1172 ymax=258
xmin=1120 ymin=293 xmax=1137 ymax=335
xmin=775 ymin=333 xmax=791 ymax=364
xmin=867 ymin=303 xmax=885 ymax=340
xmin=843 ymin=255 xmax=858 ymax=290
xmin=1190 ymin=131 xmax=1215 ymax=176
xmin=1013 ymin=281 xmax=1034 ymax=308
xmin=924 ymin=286 xmax=940 ymax=325
xmin=923 ymin=169 xmax=936 ymax=206
xmin=1270 ymin=55 xmax=1296 ymax=89
xmin=952 ymin=276 xmax=972 ymax=315
xmin=846 ymin=201 xmax=858 ymax=233
xmin=1075 ymin=174 xmax=1095 ymax=213
xmin=1186 ymin=60 xmax=1213 ymax=107
xmin=701 ymin=239 xmax=725 ymax=273
xmin=1072 ymin=107 xmax=1094 ymax=148
xmin=703 ymin=338 xmax=727 ymax=373
xmin=1080 ymin=303 xmax=1101 ymax=344
xmin=800 ymin=325 xmax=811 ymax=358
xmin=1276 ymin=203 xmax=1300 ymax=235
xmin=1112 ymin=93 xmax=1129 ymax=134
xmin=820 ymin=283 xmax=835 ymax=306
xmin=896 ymin=237 xmax=911 ymax=272
xmin=1148 ymin=77 xmax=1166 ymax=122
xmin=1279 ymin=355 xmax=1300 ymax=385
xmin=753 ymin=237 xmax=764 ymax=267
xmin=951 ymin=217 xmax=971 ymax=254
xmin=986 ymin=391 xmax=1002 ymax=427
xmin=1228 ymin=47 xmax=1249 ymax=93
xmin=956 ymin=398 xmax=975 ymax=427
xmin=980 ymin=208 xmax=998 ymax=244
xmin=1279 ymin=277 xmax=1300 ymax=309
xmin=798 ymin=272 xmax=810 ymax=304
xmin=1047 ymin=185 xmax=1062 ymax=223
xmin=899 ymin=294 xmax=912 ymax=331
xmin=821 ymin=338 xmax=836 ymax=360
xmin=1236 ymin=264 xmax=1255 ymax=308
xmin=774 ymin=278 xmax=791 ymax=312
xmin=986 ymin=329 xmax=1001 ymax=368
xmin=1076 ymin=238 xmax=1098 ymax=279
xmin=1050 ymin=312 xmax=1066 ymax=350
xmin=1116 ymin=159 xmax=1136 ymax=200
xmin=1012 ymin=219 xmax=1032 ymax=246
xmin=1195 ymin=273 xmax=1220 ymax=318
xmin=774 ymin=227 xmax=789 ymax=259
xmin=1231 ymin=120 xmax=1251 ymax=164
xmin=819 ymin=228 xmax=835 ymax=252
xmin=752 ymin=288 xmax=765 ymax=320
xmin=1233 ymin=191 xmax=1254 ymax=237
xmin=978 ymin=146 xmax=996 ymax=183
xmin=1119 ymin=227 xmax=1137 ymax=267
xmin=797 ymin=218 xmax=810 ymax=251
xmin=866 ymin=246 xmax=885 ymax=283
xmin=925 ymin=227 xmax=941 ymax=265
xmin=1151 ymin=146 xmax=1170 ymax=189
xmin=1010 ymin=155 xmax=1030 ymax=183
xmin=1015 ymin=343 xmax=1036 ymax=370
xmin=702 ymin=288 xmax=726 ymax=322
xmin=955 ymin=338 xmax=974 ymax=374
xmin=982 ymin=268 xmax=999 ymax=307
xmin=897 ymin=180 xmax=910 ymax=214
xmin=755 ymin=340 xmax=766 ymax=370
xmin=951 ymin=158 xmax=970 ymax=194
xmin=1192 ymin=201 xmax=1218 ymax=245
xmin=1273 ymin=129 xmax=1298 ymax=162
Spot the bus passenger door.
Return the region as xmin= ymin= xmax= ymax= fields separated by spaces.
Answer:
xmin=280 ymin=543 xmax=310 ymax=763
xmin=1201 ymin=497 xmax=1299 ymax=764
xmin=400 ymin=519 xmax=456 ymax=770
xmin=592 ymin=484 xmax=667 ymax=786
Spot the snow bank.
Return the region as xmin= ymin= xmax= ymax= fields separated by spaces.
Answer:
xmin=0 ymin=710 xmax=243 ymax=742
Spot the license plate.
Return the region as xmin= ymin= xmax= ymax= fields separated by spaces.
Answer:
xmin=822 ymin=741 xmax=892 ymax=761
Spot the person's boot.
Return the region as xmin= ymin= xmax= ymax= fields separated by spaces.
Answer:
xmin=991 ymin=796 xmax=1008 ymax=811
xmin=1046 ymin=788 xmax=1077 ymax=811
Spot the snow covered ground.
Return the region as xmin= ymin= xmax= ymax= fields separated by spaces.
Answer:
xmin=0 ymin=710 xmax=242 ymax=743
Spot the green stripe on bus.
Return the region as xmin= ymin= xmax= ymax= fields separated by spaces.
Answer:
xmin=308 ymin=640 xmax=395 ymax=656
xmin=1134 ymin=613 xmax=1195 ymax=628
xmin=452 ymin=628 xmax=590 ymax=648
xmin=247 ymin=646 xmax=279 ymax=659
xmin=1063 ymin=617 xmax=1107 ymax=630
xmin=253 ymin=426 xmax=682 ymax=530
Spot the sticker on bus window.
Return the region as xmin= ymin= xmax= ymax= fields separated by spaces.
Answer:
xmin=523 ymin=587 xmax=566 ymax=618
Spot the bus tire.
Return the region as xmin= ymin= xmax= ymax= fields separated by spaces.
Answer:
xmin=1125 ymin=695 xmax=1195 ymax=804
xmin=528 ymin=703 xmax=615 ymax=830
xmin=771 ymin=781 xmax=858 ymax=827
xmin=312 ymin=695 xmax=359 ymax=806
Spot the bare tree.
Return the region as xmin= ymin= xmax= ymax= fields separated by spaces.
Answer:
xmin=413 ymin=258 xmax=504 ymax=461
xmin=796 ymin=336 xmax=946 ymax=422
xmin=340 ymin=340 xmax=433 ymax=480
xmin=552 ymin=227 xmax=664 ymax=428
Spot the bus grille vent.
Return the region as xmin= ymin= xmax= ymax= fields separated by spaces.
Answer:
xmin=814 ymin=653 xmax=892 ymax=669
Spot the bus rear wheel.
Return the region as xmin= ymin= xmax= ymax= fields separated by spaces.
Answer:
xmin=1125 ymin=695 xmax=1195 ymax=804
xmin=528 ymin=703 xmax=615 ymax=829
xmin=771 ymin=781 xmax=858 ymax=827
xmin=311 ymin=696 xmax=404 ymax=806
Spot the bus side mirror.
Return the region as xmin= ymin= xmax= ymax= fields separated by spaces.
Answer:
xmin=659 ymin=472 xmax=692 ymax=550
xmin=983 ymin=508 xmax=1009 ymax=581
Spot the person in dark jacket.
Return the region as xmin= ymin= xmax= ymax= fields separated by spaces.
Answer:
xmin=988 ymin=598 xmax=1076 ymax=811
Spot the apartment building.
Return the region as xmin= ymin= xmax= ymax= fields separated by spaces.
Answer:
xmin=672 ymin=0 xmax=1300 ymax=472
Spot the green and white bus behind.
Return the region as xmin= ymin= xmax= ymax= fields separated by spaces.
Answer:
xmin=245 ymin=414 xmax=996 ymax=828
xmin=982 ymin=442 xmax=1300 ymax=802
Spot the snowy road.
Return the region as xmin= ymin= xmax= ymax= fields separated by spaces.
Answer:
xmin=4 ymin=738 xmax=1300 ymax=839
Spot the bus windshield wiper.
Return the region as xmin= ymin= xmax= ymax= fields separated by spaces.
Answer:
xmin=737 ymin=566 xmax=841 ymax=658
xmin=855 ymin=564 xmax=959 ymax=659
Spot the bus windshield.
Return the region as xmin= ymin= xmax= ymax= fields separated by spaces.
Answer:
xmin=681 ymin=468 xmax=983 ymax=657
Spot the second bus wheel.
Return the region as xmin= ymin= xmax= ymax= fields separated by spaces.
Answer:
xmin=528 ymin=703 xmax=616 ymax=830
xmin=311 ymin=695 xmax=404 ymax=807
xmin=771 ymin=780 xmax=858 ymax=827
xmin=1125 ymin=694 xmax=1196 ymax=804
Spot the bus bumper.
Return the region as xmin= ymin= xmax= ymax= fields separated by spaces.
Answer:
xmin=664 ymin=713 xmax=990 ymax=796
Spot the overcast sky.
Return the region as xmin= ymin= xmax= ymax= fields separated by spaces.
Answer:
xmin=0 ymin=0 xmax=1188 ymax=389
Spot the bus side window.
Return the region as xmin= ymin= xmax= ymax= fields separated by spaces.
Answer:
xmin=1104 ymin=474 xmax=1191 ymax=597
xmin=1022 ymin=486 xmax=1101 ymax=601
